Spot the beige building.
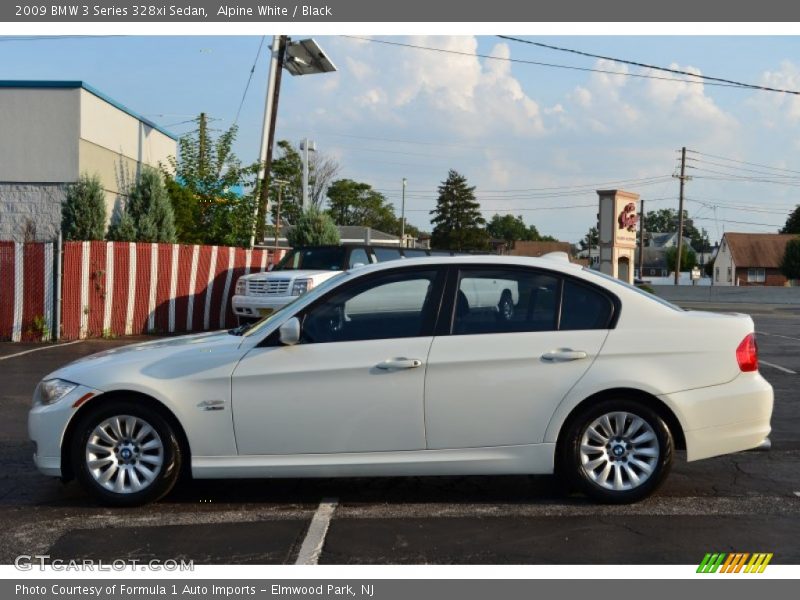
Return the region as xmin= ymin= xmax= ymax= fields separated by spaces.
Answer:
xmin=0 ymin=81 xmax=177 ymax=241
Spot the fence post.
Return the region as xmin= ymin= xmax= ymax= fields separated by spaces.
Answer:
xmin=53 ymin=232 xmax=62 ymax=342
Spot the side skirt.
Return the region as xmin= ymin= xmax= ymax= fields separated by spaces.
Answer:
xmin=192 ymin=443 xmax=555 ymax=479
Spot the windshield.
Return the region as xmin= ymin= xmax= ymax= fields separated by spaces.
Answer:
xmin=274 ymin=247 xmax=347 ymax=271
xmin=239 ymin=271 xmax=352 ymax=338
xmin=584 ymin=268 xmax=684 ymax=312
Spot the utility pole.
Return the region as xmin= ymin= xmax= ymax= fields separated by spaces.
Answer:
xmin=673 ymin=146 xmax=691 ymax=285
xmin=638 ymin=198 xmax=645 ymax=280
xmin=300 ymin=138 xmax=316 ymax=210
xmin=273 ymin=180 xmax=286 ymax=258
xmin=401 ymin=177 xmax=407 ymax=247
xmin=198 ymin=112 xmax=207 ymax=174
xmin=252 ymin=35 xmax=288 ymax=248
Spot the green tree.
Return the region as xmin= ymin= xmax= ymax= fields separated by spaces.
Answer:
xmin=118 ymin=166 xmax=176 ymax=243
xmin=487 ymin=214 xmax=530 ymax=250
xmin=486 ymin=214 xmax=556 ymax=250
xmin=666 ymin=245 xmax=697 ymax=273
xmin=106 ymin=209 xmax=137 ymax=242
xmin=326 ymin=179 xmax=398 ymax=233
xmin=781 ymin=206 xmax=800 ymax=234
xmin=266 ymin=140 xmax=341 ymax=230
xmin=164 ymin=114 xmax=258 ymax=247
xmin=430 ymin=170 xmax=489 ymax=252
xmin=163 ymin=175 xmax=202 ymax=244
xmin=780 ymin=237 xmax=800 ymax=281
xmin=61 ymin=173 xmax=107 ymax=241
xmin=287 ymin=207 xmax=341 ymax=247
xmin=579 ymin=226 xmax=598 ymax=251
xmin=644 ymin=208 xmax=710 ymax=252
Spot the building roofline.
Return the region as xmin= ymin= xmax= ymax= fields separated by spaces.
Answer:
xmin=0 ymin=80 xmax=178 ymax=140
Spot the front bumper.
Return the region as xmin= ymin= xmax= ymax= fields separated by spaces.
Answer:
xmin=231 ymin=294 xmax=294 ymax=318
xmin=28 ymin=384 xmax=102 ymax=477
xmin=659 ymin=372 xmax=773 ymax=462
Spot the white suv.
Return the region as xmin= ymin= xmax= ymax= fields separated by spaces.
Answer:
xmin=232 ymin=244 xmax=443 ymax=324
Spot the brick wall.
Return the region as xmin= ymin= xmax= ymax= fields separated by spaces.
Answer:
xmin=0 ymin=183 xmax=67 ymax=242
xmin=735 ymin=267 xmax=787 ymax=287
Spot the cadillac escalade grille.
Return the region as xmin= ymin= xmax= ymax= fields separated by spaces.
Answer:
xmin=247 ymin=278 xmax=291 ymax=296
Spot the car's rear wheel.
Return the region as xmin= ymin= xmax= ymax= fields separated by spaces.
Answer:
xmin=561 ymin=399 xmax=673 ymax=503
xmin=71 ymin=401 xmax=182 ymax=506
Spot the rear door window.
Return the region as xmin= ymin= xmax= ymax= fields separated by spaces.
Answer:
xmin=559 ymin=279 xmax=615 ymax=330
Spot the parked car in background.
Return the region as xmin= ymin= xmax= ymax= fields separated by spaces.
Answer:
xmin=29 ymin=253 xmax=773 ymax=506
xmin=232 ymin=244 xmax=455 ymax=324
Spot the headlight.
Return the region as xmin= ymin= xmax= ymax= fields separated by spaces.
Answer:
xmin=35 ymin=379 xmax=77 ymax=406
xmin=291 ymin=278 xmax=314 ymax=296
xmin=235 ymin=278 xmax=246 ymax=295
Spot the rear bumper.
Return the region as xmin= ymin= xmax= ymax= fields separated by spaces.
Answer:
xmin=659 ymin=372 xmax=773 ymax=462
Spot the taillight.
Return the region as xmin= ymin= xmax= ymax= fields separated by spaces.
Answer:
xmin=736 ymin=333 xmax=758 ymax=372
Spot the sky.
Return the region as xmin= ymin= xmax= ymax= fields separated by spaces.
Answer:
xmin=2 ymin=34 xmax=800 ymax=243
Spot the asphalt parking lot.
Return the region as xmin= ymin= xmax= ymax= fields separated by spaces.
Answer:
xmin=1 ymin=307 xmax=799 ymax=565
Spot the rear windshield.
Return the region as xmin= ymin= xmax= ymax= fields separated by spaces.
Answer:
xmin=274 ymin=247 xmax=347 ymax=271
xmin=585 ymin=268 xmax=684 ymax=311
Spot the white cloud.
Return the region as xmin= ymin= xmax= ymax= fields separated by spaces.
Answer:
xmin=753 ymin=61 xmax=800 ymax=126
xmin=643 ymin=63 xmax=734 ymax=128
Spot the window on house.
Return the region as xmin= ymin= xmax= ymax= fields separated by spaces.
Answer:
xmin=747 ymin=268 xmax=766 ymax=284
xmin=715 ymin=266 xmax=719 ymax=282
xmin=727 ymin=267 xmax=732 ymax=282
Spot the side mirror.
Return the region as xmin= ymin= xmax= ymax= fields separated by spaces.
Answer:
xmin=278 ymin=317 xmax=301 ymax=346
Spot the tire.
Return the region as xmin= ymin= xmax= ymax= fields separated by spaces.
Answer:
xmin=559 ymin=398 xmax=673 ymax=503
xmin=497 ymin=289 xmax=514 ymax=321
xmin=71 ymin=400 xmax=182 ymax=507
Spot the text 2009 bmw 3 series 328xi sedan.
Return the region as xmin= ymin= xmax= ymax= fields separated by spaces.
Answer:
xmin=28 ymin=254 xmax=773 ymax=506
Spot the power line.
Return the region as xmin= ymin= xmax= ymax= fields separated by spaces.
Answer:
xmin=687 ymin=157 xmax=800 ymax=179
xmin=375 ymin=175 xmax=674 ymax=195
xmin=686 ymin=198 xmax=790 ymax=215
xmin=0 ymin=35 xmax=123 ymax=42
xmin=686 ymin=149 xmax=800 ymax=176
xmin=693 ymin=216 xmax=782 ymax=228
xmin=499 ymin=36 xmax=800 ymax=96
xmin=341 ymin=36 xmax=752 ymax=91
xmin=233 ymin=35 xmax=266 ymax=127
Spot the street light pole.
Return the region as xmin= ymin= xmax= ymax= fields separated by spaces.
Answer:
xmin=252 ymin=35 xmax=287 ymax=248
xmin=401 ymin=177 xmax=407 ymax=247
xmin=251 ymin=37 xmax=337 ymax=247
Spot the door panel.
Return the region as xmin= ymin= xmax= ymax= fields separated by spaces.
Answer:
xmin=424 ymin=330 xmax=608 ymax=449
xmin=232 ymin=337 xmax=433 ymax=455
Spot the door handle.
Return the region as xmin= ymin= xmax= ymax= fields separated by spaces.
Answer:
xmin=541 ymin=349 xmax=588 ymax=362
xmin=375 ymin=357 xmax=423 ymax=370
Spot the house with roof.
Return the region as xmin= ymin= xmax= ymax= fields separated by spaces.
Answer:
xmin=262 ymin=225 xmax=428 ymax=249
xmin=0 ymin=81 xmax=177 ymax=242
xmin=713 ymin=232 xmax=796 ymax=286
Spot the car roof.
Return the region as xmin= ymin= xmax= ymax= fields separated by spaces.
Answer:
xmin=349 ymin=253 xmax=585 ymax=275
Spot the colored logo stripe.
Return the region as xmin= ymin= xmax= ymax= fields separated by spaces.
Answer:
xmin=697 ymin=553 xmax=772 ymax=573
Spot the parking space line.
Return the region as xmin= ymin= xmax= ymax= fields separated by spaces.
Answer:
xmin=757 ymin=331 xmax=800 ymax=343
xmin=295 ymin=497 xmax=339 ymax=565
xmin=760 ymin=360 xmax=797 ymax=375
xmin=0 ymin=340 xmax=82 ymax=361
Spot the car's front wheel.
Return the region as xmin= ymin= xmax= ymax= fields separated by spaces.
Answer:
xmin=561 ymin=399 xmax=673 ymax=503
xmin=71 ymin=401 xmax=182 ymax=506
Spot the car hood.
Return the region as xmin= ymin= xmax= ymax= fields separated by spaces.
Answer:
xmin=45 ymin=331 xmax=245 ymax=388
xmin=242 ymin=269 xmax=335 ymax=279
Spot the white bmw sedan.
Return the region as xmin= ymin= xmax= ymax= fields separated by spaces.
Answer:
xmin=29 ymin=255 xmax=773 ymax=506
